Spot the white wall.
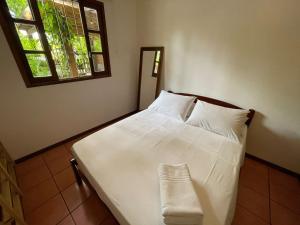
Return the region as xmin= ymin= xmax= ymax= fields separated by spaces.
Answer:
xmin=137 ymin=0 xmax=300 ymax=173
xmin=0 ymin=0 xmax=138 ymax=160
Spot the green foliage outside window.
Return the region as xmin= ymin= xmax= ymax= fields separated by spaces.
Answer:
xmin=38 ymin=0 xmax=72 ymax=78
xmin=6 ymin=0 xmax=30 ymax=19
xmin=6 ymin=0 xmax=91 ymax=78
xmin=38 ymin=0 xmax=91 ymax=78
xmin=26 ymin=54 xmax=51 ymax=77
xmin=89 ymin=33 xmax=102 ymax=52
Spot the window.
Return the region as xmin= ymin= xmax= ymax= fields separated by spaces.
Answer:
xmin=0 ymin=0 xmax=111 ymax=87
xmin=152 ymin=50 xmax=161 ymax=77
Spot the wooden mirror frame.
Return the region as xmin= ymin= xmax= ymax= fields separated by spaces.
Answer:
xmin=137 ymin=46 xmax=164 ymax=110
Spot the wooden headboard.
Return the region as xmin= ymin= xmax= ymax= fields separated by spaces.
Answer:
xmin=169 ymin=91 xmax=255 ymax=127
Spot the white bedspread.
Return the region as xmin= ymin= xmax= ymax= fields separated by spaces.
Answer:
xmin=72 ymin=110 xmax=247 ymax=225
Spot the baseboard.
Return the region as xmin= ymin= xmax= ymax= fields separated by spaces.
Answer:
xmin=15 ymin=110 xmax=138 ymax=163
xmin=245 ymin=153 xmax=299 ymax=178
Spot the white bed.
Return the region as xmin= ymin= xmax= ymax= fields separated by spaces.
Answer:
xmin=72 ymin=109 xmax=248 ymax=225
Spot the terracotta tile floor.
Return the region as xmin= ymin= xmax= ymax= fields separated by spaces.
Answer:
xmin=15 ymin=141 xmax=300 ymax=225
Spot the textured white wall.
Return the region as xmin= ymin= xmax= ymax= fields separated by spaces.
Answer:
xmin=0 ymin=0 xmax=139 ymax=159
xmin=137 ymin=0 xmax=300 ymax=173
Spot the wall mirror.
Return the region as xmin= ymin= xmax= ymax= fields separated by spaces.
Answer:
xmin=137 ymin=47 xmax=164 ymax=110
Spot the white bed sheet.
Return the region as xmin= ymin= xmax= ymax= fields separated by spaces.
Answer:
xmin=72 ymin=110 xmax=247 ymax=225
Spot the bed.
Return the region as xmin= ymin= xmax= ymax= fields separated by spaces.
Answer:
xmin=71 ymin=92 xmax=255 ymax=225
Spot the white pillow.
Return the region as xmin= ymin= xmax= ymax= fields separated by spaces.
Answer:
xmin=148 ymin=90 xmax=196 ymax=121
xmin=186 ymin=100 xmax=249 ymax=142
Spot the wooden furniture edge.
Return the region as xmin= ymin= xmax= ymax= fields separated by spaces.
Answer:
xmin=70 ymin=158 xmax=83 ymax=185
xmin=0 ymin=143 xmax=27 ymax=225
xmin=169 ymin=91 xmax=255 ymax=127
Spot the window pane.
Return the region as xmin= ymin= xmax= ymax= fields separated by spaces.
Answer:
xmin=84 ymin=7 xmax=99 ymax=31
xmin=92 ymin=54 xmax=104 ymax=72
xmin=26 ymin=54 xmax=51 ymax=77
xmin=15 ymin=23 xmax=43 ymax=51
xmin=71 ymin=36 xmax=91 ymax=76
xmin=89 ymin=33 xmax=102 ymax=52
xmin=6 ymin=0 xmax=34 ymax=20
xmin=37 ymin=0 xmax=91 ymax=79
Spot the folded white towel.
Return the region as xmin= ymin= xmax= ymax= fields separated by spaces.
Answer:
xmin=158 ymin=163 xmax=203 ymax=225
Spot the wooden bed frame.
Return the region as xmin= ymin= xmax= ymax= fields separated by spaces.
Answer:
xmin=70 ymin=91 xmax=255 ymax=184
xmin=169 ymin=91 xmax=255 ymax=126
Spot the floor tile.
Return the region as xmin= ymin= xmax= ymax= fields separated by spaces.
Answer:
xmin=232 ymin=205 xmax=269 ymax=225
xmin=46 ymin=152 xmax=73 ymax=175
xmin=71 ymin=194 xmax=109 ymax=225
xmin=54 ymin=167 xmax=76 ymax=191
xmin=62 ymin=181 xmax=93 ymax=212
xmin=22 ymin=178 xmax=59 ymax=215
xmin=239 ymin=158 xmax=269 ymax=196
xmin=57 ymin=215 xmax=75 ymax=225
xmin=15 ymin=156 xmax=45 ymax=177
xmin=270 ymin=201 xmax=300 ymax=225
xmin=101 ymin=215 xmax=119 ymax=225
xmin=16 ymin=146 xmax=298 ymax=225
xmin=25 ymin=194 xmax=69 ymax=225
xmin=64 ymin=139 xmax=79 ymax=154
xmin=237 ymin=184 xmax=270 ymax=222
xmin=42 ymin=145 xmax=69 ymax=165
xmin=269 ymin=168 xmax=300 ymax=193
xmin=270 ymin=183 xmax=300 ymax=214
xmin=18 ymin=164 xmax=51 ymax=191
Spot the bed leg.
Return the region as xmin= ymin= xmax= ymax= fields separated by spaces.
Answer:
xmin=70 ymin=158 xmax=82 ymax=185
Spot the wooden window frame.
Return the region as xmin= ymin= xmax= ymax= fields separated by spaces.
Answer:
xmin=0 ymin=0 xmax=111 ymax=88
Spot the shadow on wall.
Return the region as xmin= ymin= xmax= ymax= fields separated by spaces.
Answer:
xmin=247 ymin=112 xmax=300 ymax=173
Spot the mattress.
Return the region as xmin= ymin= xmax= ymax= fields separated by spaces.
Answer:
xmin=72 ymin=110 xmax=247 ymax=225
